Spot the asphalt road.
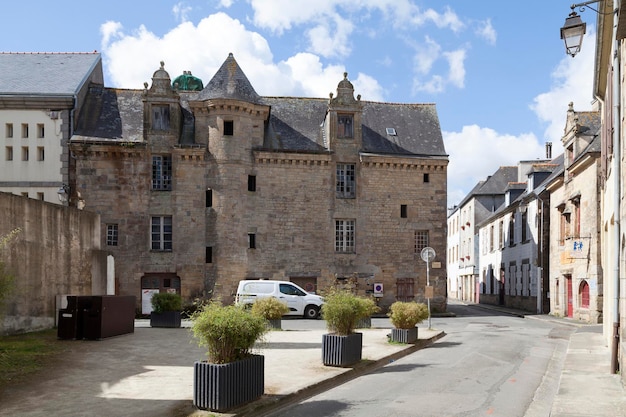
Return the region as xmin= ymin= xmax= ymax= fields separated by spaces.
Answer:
xmin=267 ymin=303 xmax=575 ymax=417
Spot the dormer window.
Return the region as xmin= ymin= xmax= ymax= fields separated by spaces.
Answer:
xmin=337 ymin=114 xmax=353 ymax=138
xmin=152 ymin=105 xmax=170 ymax=131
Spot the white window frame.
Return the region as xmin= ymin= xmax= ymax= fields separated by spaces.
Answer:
xmin=151 ymin=216 xmax=172 ymax=251
xmin=335 ymin=219 xmax=355 ymax=253
xmin=336 ymin=163 xmax=355 ymax=198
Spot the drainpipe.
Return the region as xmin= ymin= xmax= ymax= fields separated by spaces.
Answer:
xmin=611 ymin=0 xmax=621 ymax=374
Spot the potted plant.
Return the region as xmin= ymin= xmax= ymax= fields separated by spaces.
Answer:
xmin=355 ymin=297 xmax=380 ymax=329
xmin=250 ymin=297 xmax=290 ymax=329
xmin=190 ymin=301 xmax=268 ymax=412
xmin=320 ymin=288 xmax=374 ymax=367
xmin=150 ymin=292 xmax=182 ymax=328
xmin=387 ymin=301 xmax=428 ymax=344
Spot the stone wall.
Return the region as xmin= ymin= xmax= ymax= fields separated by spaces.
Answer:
xmin=0 ymin=192 xmax=106 ymax=335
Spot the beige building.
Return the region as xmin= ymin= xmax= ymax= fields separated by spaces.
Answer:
xmin=0 ymin=52 xmax=103 ymax=204
xmin=545 ymin=103 xmax=601 ymax=323
xmin=69 ymin=54 xmax=449 ymax=312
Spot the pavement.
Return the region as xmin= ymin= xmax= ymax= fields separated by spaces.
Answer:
xmin=0 ymin=305 xmax=625 ymax=417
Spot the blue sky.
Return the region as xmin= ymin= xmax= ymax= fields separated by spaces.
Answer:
xmin=2 ymin=1 xmax=597 ymax=206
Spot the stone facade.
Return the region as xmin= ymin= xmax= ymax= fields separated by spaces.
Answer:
xmin=70 ymin=54 xmax=448 ymax=312
xmin=546 ymin=104 xmax=602 ymax=323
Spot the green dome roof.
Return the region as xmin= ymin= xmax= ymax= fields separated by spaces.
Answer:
xmin=172 ymin=71 xmax=203 ymax=91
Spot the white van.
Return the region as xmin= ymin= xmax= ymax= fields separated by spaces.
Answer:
xmin=235 ymin=280 xmax=324 ymax=319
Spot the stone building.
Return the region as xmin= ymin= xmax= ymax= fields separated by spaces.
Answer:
xmin=70 ymin=54 xmax=448 ymax=312
xmin=545 ymin=103 xmax=601 ymax=323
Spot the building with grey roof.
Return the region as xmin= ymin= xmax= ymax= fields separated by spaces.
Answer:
xmin=70 ymin=53 xmax=449 ymax=312
xmin=0 ymin=52 xmax=103 ymax=204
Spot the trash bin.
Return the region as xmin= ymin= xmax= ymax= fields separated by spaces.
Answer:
xmin=82 ymin=295 xmax=136 ymax=340
xmin=57 ymin=296 xmax=93 ymax=339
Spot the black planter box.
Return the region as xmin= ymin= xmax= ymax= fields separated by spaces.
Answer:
xmin=150 ymin=311 xmax=182 ymax=328
xmin=390 ymin=327 xmax=418 ymax=344
xmin=322 ymin=333 xmax=363 ymax=367
xmin=267 ymin=319 xmax=282 ymax=330
xmin=355 ymin=316 xmax=371 ymax=329
xmin=193 ymin=354 xmax=265 ymax=412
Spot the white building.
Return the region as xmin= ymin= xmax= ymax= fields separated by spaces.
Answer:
xmin=0 ymin=52 xmax=103 ymax=204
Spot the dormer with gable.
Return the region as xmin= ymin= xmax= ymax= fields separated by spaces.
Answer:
xmin=323 ymin=72 xmax=363 ymax=156
xmin=143 ymin=61 xmax=182 ymax=151
xmin=561 ymin=102 xmax=600 ymax=181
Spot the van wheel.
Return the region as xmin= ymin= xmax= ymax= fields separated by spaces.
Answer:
xmin=304 ymin=305 xmax=320 ymax=319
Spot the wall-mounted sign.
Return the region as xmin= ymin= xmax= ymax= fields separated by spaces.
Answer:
xmin=373 ymin=283 xmax=383 ymax=297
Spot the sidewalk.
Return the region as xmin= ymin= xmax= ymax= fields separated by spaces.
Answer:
xmin=469 ymin=303 xmax=626 ymax=417
xmin=0 ymin=320 xmax=444 ymax=417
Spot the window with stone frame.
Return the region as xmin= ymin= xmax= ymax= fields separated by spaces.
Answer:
xmin=508 ymin=216 xmax=515 ymax=246
xmin=152 ymin=105 xmax=170 ymax=131
xmin=106 ymin=224 xmax=119 ymax=246
xmin=336 ymin=163 xmax=356 ymax=198
xmin=579 ymin=280 xmax=590 ymax=308
xmin=152 ymin=155 xmax=172 ymax=190
xmin=151 ymin=216 xmax=172 ymax=251
xmin=337 ymin=114 xmax=353 ymax=138
xmin=335 ymin=219 xmax=355 ymax=253
xmin=414 ymin=230 xmax=429 ymax=255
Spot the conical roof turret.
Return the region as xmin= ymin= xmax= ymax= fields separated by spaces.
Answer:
xmin=196 ymin=53 xmax=261 ymax=103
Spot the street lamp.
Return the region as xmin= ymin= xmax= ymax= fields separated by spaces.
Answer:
xmin=560 ymin=1 xmax=604 ymax=57
xmin=561 ymin=11 xmax=586 ymax=57
xmin=420 ymin=246 xmax=436 ymax=330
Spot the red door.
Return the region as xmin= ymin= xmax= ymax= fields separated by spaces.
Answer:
xmin=566 ymin=275 xmax=573 ymax=318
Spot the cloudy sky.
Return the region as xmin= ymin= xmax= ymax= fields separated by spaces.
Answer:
xmin=2 ymin=0 xmax=597 ymax=206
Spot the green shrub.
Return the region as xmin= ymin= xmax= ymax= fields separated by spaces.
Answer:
xmin=151 ymin=292 xmax=182 ymax=313
xmin=191 ymin=302 xmax=268 ymax=364
xmin=387 ymin=301 xmax=428 ymax=329
xmin=251 ymin=297 xmax=289 ymax=320
xmin=321 ymin=288 xmax=376 ymax=335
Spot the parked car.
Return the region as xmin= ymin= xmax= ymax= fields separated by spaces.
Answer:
xmin=235 ymin=280 xmax=324 ymax=319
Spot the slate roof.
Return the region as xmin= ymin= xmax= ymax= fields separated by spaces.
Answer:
xmin=73 ymin=89 xmax=144 ymax=142
xmin=71 ymin=54 xmax=446 ymax=158
xmin=194 ymin=53 xmax=261 ymax=104
xmin=474 ymin=166 xmax=518 ymax=195
xmin=0 ymin=52 xmax=101 ymax=96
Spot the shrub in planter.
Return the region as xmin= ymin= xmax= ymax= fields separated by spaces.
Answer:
xmin=150 ymin=292 xmax=182 ymax=328
xmin=251 ymin=297 xmax=289 ymax=329
xmin=320 ymin=288 xmax=374 ymax=367
xmin=191 ymin=302 xmax=268 ymax=411
xmin=387 ymin=301 xmax=428 ymax=344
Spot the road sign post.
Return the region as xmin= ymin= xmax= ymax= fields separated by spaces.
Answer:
xmin=420 ymin=247 xmax=436 ymax=330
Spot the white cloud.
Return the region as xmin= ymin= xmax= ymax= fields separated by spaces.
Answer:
xmin=306 ymin=15 xmax=354 ymax=58
xmin=531 ymin=29 xmax=596 ymax=149
xmin=172 ymin=2 xmax=192 ymax=23
xmin=444 ymin=126 xmax=545 ymax=206
xmin=444 ymin=49 xmax=466 ymax=88
xmin=476 ymin=19 xmax=496 ymax=45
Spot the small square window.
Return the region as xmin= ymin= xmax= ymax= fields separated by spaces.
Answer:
xmin=22 ymin=147 xmax=29 ymax=161
xmin=21 ymin=124 xmax=28 ymax=138
xmin=206 ymin=246 xmax=213 ymax=263
xmin=248 ymin=233 xmax=256 ymax=249
xmin=248 ymin=175 xmax=256 ymax=192
xmin=5 ymin=123 xmax=13 ymax=138
xmin=386 ymin=127 xmax=397 ymax=136
xmin=423 ymin=173 xmax=430 ymax=183
xmin=37 ymin=192 xmax=44 ymax=200
xmin=5 ymin=146 xmax=13 ymax=161
xmin=37 ymin=147 xmax=44 ymax=161
xmin=224 ymin=120 xmax=234 ymax=136
xmin=37 ymin=124 xmax=45 ymax=138
xmin=400 ymin=204 xmax=408 ymax=218
xmin=21 ymin=192 xmax=28 ymax=198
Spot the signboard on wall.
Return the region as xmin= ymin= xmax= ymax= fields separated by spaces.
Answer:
xmin=373 ymin=283 xmax=384 ymax=297
xmin=141 ymin=289 xmax=159 ymax=314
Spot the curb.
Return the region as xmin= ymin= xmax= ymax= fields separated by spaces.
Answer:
xmin=232 ymin=331 xmax=447 ymax=417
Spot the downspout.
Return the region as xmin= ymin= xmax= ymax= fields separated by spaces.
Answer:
xmin=611 ymin=0 xmax=621 ymax=374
